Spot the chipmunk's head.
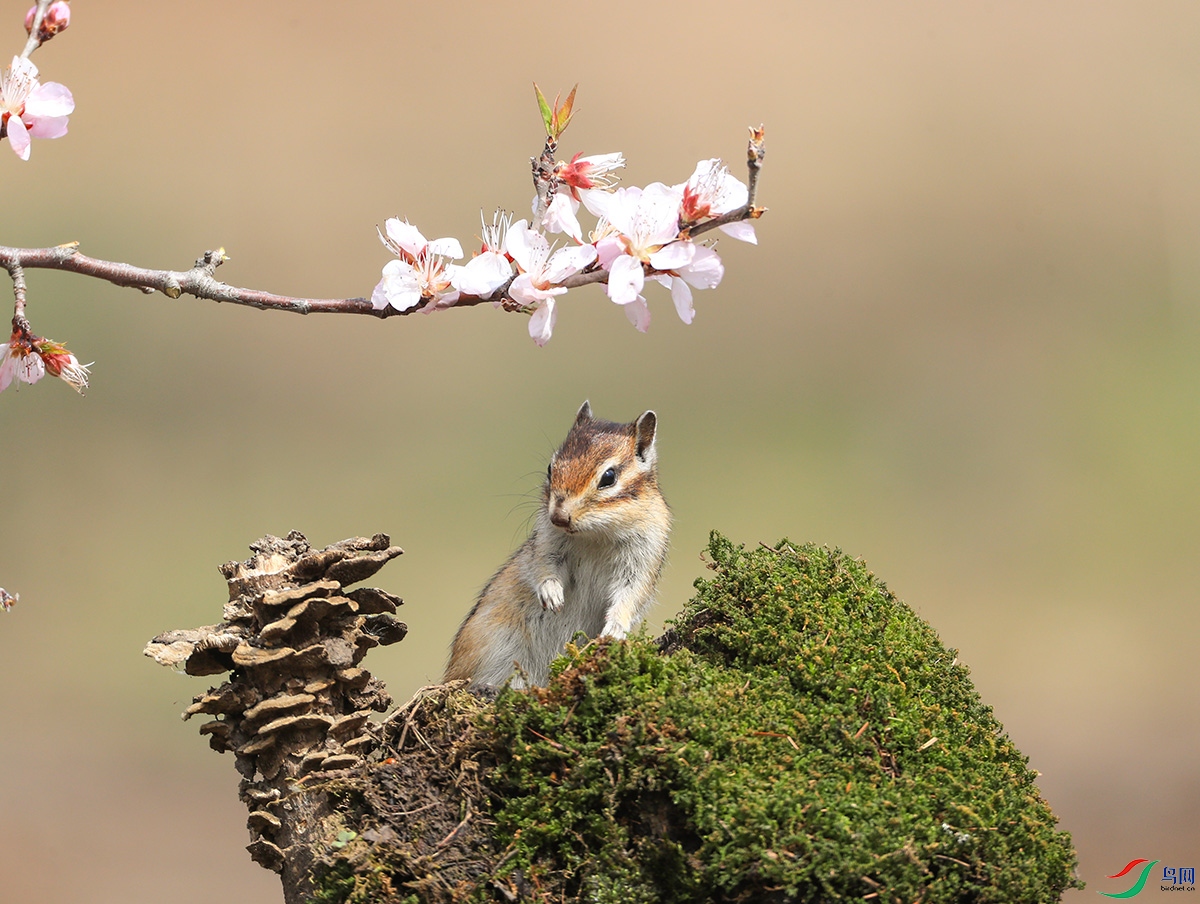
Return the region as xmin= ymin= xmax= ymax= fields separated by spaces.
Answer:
xmin=544 ymin=400 xmax=660 ymax=534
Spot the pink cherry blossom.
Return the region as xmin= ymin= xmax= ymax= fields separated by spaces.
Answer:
xmin=372 ymin=255 xmax=460 ymax=313
xmin=377 ymin=218 xmax=463 ymax=262
xmin=0 ymin=326 xmax=90 ymax=392
xmin=506 ymin=220 xmax=597 ymax=304
xmin=452 ymin=210 xmax=514 ymax=298
xmin=555 ymin=152 xmax=625 ymax=201
xmin=37 ymin=337 xmax=91 ymax=393
xmin=583 ymin=183 xmax=693 ymax=305
xmin=0 ymin=331 xmax=45 ymax=391
xmin=505 ymin=219 xmax=597 ymax=346
xmin=537 ymin=153 xmax=625 ymax=242
xmin=372 ymin=218 xmax=463 ymax=312
xmin=0 ymin=587 xmax=16 ymax=613
xmin=0 ymin=56 xmax=74 ymax=161
xmin=678 ymin=158 xmax=756 ymax=244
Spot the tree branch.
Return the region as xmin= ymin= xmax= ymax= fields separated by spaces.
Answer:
xmin=0 ymin=244 xmax=477 ymax=318
xmin=0 ymin=128 xmax=765 ymax=325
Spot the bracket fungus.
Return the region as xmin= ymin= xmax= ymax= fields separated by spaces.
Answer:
xmin=145 ymin=531 xmax=407 ymax=892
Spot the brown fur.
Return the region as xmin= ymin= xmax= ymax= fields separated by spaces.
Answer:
xmin=445 ymin=401 xmax=671 ymax=688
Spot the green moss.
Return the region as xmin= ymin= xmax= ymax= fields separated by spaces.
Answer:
xmin=480 ymin=533 xmax=1081 ymax=903
xmin=308 ymin=532 xmax=1080 ymax=903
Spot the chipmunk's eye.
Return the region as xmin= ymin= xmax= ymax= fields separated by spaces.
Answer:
xmin=547 ymin=463 xmax=553 ymax=481
xmin=598 ymin=467 xmax=617 ymax=489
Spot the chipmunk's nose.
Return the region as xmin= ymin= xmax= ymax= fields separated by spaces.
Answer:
xmin=549 ymin=496 xmax=572 ymax=530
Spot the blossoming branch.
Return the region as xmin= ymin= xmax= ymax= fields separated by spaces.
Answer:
xmin=1 ymin=9 xmax=767 ymax=393
xmin=1 ymin=1 xmax=72 ymax=161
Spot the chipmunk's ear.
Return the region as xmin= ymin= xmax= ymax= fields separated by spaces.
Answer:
xmin=574 ymin=400 xmax=593 ymax=425
xmin=634 ymin=410 xmax=658 ymax=464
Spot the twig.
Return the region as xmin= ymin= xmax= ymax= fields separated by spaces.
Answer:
xmin=396 ymin=801 xmax=438 ymax=818
xmin=0 ymin=242 xmax=604 ymax=319
xmin=5 ymin=259 xmax=29 ymax=329
xmin=0 ymin=244 xmax=444 ymax=318
xmin=526 ymin=727 xmax=578 ymax=753
xmin=749 ymin=730 xmax=799 ymax=750
xmin=20 ymin=0 xmax=51 ymax=59
xmin=933 ymin=854 xmax=972 ymax=868
xmin=531 ymin=137 xmax=559 ymax=228
xmin=435 ymin=802 xmax=472 ymax=848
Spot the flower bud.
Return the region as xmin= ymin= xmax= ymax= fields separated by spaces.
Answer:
xmin=25 ymin=2 xmax=70 ymax=42
xmin=36 ymin=337 xmax=90 ymax=393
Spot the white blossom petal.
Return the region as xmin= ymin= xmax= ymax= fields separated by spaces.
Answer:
xmin=370 ymin=280 xmax=390 ymax=310
xmin=504 ymin=219 xmax=540 ymax=273
xmin=594 ymin=235 xmax=624 ymax=269
xmin=384 ymin=219 xmax=427 ymax=257
xmin=451 ymin=252 xmax=512 ymax=297
xmin=418 ymin=288 xmax=461 ymax=313
xmin=24 ymin=81 xmax=73 ymax=119
xmin=670 ymin=277 xmax=695 ymax=324
xmin=372 ymin=259 xmax=422 ymax=311
xmin=606 ymin=254 xmax=644 ymax=305
xmin=578 ymin=152 xmax=625 ymax=172
xmin=636 ymin=183 xmax=685 ymax=246
xmin=510 ymin=273 xmax=565 ymax=306
xmin=678 ymin=245 xmax=724 ymax=289
xmin=624 ymin=295 xmax=651 ymax=332
xmin=582 ymin=186 xmax=636 ymax=233
xmin=648 ymin=240 xmax=694 ymax=272
xmin=426 ymin=237 xmax=464 ymax=259
xmin=4 ymin=55 xmax=35 ymax=84
xmin=26 ymin=115 xmax=68 ymax=140
xmin=528 ymin=298 xmax=557 ymax=346
xmin=543 ymin=243 xmax=597 ymax=285
xmin=508 ymin=273 xmax=535 ymax=305
xmin=6 ymin=114 xmax=30 ymax=159
xmin=541 ymin=193 xmax=583 ymax=242
xmin=17 ymin=351 xmax=43 ymax=384
xmin=718 ymin=220 xmax=758 ymax=244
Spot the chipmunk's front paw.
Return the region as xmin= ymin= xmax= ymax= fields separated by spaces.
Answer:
xmin=537 ymin=577 xmax=565 ymax=612
xmin=600 ymin=617 xmax=628 ymax=640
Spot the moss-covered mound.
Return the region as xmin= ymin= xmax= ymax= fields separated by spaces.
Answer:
xmin=311 ymin=533 xmax=1080 ymax=903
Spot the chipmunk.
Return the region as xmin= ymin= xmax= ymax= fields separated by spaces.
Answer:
xmin=444 ymin=401 xmax=671 ymax=689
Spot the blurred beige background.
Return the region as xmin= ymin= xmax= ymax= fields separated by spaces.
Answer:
xmin=1 ymin=1 xmax=1197 ymax=900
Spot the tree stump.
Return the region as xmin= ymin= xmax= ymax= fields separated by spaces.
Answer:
xmin=147 ymin=531 xmax=1082 ymax=903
